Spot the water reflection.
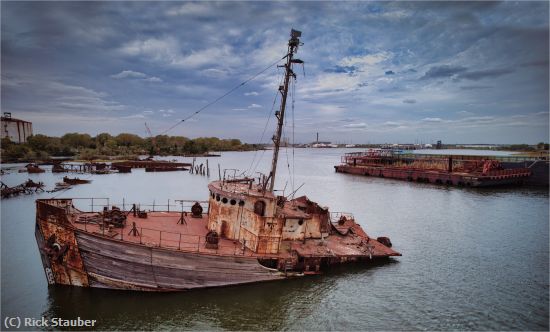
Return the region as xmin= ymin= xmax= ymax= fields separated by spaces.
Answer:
xmin=43 ymin=259 xmax=398 ymax=331
xmin=43 ymin=276 xmax=329 ymax=330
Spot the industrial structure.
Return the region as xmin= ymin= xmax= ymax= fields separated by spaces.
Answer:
xmin=1 ymin=112 xmax=33 ymax=143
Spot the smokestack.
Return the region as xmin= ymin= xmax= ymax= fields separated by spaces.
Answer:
xmin=316 ymin=132 xmax=319 ymax=143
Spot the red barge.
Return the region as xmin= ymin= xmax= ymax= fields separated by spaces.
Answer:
xmin=35 ymin=30 xmax=400 ymax=291
xmin=335 ymin=150 xmax=532 ymax=187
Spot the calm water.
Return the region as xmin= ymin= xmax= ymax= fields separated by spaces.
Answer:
xmin=1 ymin=149 xmax=548 ymax=330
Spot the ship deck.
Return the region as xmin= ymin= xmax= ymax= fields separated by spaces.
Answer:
xmin=69 ymin=210 xmax=399 ymax=259
xmin=70 ymin=211 xmax=287 ymax=258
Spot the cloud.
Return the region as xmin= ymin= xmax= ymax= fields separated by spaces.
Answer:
xmin=324 ymin=65 xmax=359 ymax=74
xmin=202 ymin=68 xmax=228 ymax=78
xmin=421 ymin=66 xmax=515 ymax=82
xmin=111 ymin=70 xmax=147 ymax=79
xmin=2 ymin=1 xmax=548 ymax=143
xmin=421 ymin=65 xmax=467 ymax=79
xmin=340 ymin=52 xmax=391 ymax=68
xmin=166 ymin=2 xmax=213 ymax=17
xmin=111 ymin=70 xmax=162 ymax=83
xmin=343 ymin=122 xmax=366 ymax=129
xmin=3 ymin=77 xmax=126 ymax=114
xmin=244 ymin=91 xmax=259 ymax=96
xmin=422 ymin=117 xmax=444 ymax=123
xmin=118 ymin=37 xmax=240 ymax=69
xmin=316 ymin=105 xmax=346 ymax=115
xmin=520 ymin=59 xmax=549 ymax=67
xmin=458 ymin=68 xmax=514 ymax=81
xmin=143 ymin=76 xmax=162 ymax=83
xmin=460 ymin=85 xmax=493 ymax=90
xmin=248 ymin=104 xmax=261 ymax=109
xmin=383 ymin=121 xmax=401 ymax=127
xmin=121 ymin=114 xmax=145 ymax=119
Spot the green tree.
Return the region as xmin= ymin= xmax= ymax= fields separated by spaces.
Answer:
xmin=61 ymin=133 xmax=94 ymax=149
xmin=115 ymin=133 xmax=143 ymax=147
xmin=95 ymin=133 xmax=113 ymax=147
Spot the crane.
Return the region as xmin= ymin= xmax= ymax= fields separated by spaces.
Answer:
xmin=145 ymin=122 xmax=159 ymax=157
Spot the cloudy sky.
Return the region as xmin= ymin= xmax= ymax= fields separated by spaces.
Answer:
xmin=2 ymin=1 xmax=548 ymax=144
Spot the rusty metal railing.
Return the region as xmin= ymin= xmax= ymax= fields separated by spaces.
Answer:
xmin=329 ymin=212 xmax=355 ymax=223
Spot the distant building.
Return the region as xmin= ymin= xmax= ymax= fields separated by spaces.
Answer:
xmin=311 ymin=142 xmax=338 ymax=148
xmin=1 ymin=112 xmax=33 ymax=143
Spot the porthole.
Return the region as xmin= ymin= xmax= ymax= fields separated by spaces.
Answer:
xmin=211 ymin=192 xmax=215 ymax=198
xmin=216 ymin=195 xmax=220 ymax=201
xmin=238 ymin=200 xmax=245 ymax=206
xmin=222 ymin=197 xmax=228 ymax=204
xmin=298 ymin=219 xmax=304 ymax=225
xmin=230 ymin=199 xmax=236 ymax=205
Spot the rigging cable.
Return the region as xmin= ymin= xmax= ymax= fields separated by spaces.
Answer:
xmin=159 ymin=56 xmax=287 ymax=135
xmin=284 ymin=76 xmax=296 ymax=198
xmin=245 ymin=66 xmax=285 ymax=176
xmin=250 ymin=66 xmax=287 ymax=176
xmin=291 ymin=76 xmax=296 ymax=198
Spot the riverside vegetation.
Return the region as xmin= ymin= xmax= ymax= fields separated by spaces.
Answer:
xmin=1 ymin=133 xmax=262 ymax=163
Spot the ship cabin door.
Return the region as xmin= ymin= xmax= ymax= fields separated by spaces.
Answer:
xmin=221 ymin=220 xmax=230 ymax=238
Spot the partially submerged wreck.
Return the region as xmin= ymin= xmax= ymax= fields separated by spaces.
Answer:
xmin=35 ymin=30 xmax=400 ymax=291
xmin=335 ymin=150 xmax=532 ymax=187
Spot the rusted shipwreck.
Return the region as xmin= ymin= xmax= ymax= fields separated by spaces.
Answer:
xmin=35 ymin=30 xmax=400 ymax=291
xmin=111 ymin=160 xmax=191 ymax=173
xmin=335 ymin=150 xmax=532 ymax=187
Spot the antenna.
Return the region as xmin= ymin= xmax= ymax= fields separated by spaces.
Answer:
xmin=268 ymin=29 xmax=303 ymax=192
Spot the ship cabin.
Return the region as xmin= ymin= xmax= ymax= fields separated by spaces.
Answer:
xmin=207 ymin=179 xmax=330 ymax=255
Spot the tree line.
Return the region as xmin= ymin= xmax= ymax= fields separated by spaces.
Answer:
xmin=1 ymin=133 xmax=261 ymax=162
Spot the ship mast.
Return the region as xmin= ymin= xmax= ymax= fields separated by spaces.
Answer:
xmin=268 ymin=29 xmax=303 ymax=192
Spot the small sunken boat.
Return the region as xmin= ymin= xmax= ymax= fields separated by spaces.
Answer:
xmin=144 ymin=166 xmax=189 ymax=172
xmin=22 ymin=163 xmax=46 ymax=173
xmin=35 ymin=30 xmax=400 ymax=291
xmin=62 ymin=177 xmax=91 ymax=185
xmin=112 ymin=160 xmax=192 ymax=170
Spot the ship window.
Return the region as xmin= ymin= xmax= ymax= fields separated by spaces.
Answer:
xmin=238 ymin=200 xmax=245 ymax=206
xmin=211 ymin=192 xmax=215 ymax=198
xmin=216 ymin=195 xmax=220 ymax=201
xmin=298 ymin=219 xmax=304 ymax=225
xmin=222 ymin=197 xmax=228 ymax=204
xmin=254 ymin=200 xmax=266 ymax=216
xmin=230 ymin=199 xmax=236 ymax=205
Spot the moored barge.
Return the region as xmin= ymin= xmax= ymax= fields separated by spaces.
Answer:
xmin=335 ymin=150 xmax=532 ymax=187
xmin=35 ymin=29 xmax=400 ymax=291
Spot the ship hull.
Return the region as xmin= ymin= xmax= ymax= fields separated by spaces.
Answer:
xmin=36 ymin=223 xmax=285 ymax=291
xmin=35 ymin=197 xmax=400 ymax=292
xmin=334 ymin=164 xmax=529 ymax=187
